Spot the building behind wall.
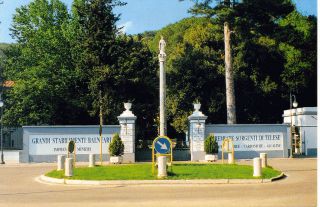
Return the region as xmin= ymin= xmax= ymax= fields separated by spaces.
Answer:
xmin=283 ymin=107 xmax=317 ymax=156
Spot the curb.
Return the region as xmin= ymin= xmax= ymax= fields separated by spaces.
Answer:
xmin=270 ymin=172 xmax=286 ymax=181
xmin=38 ymin=173 xmax=285 ymax=186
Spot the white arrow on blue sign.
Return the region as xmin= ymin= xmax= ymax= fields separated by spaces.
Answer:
xmin=154 ymin=137 xmax=171 ymax=154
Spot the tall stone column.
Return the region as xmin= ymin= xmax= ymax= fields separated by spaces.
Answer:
xmin=159 ymin=36 xmax=167 ymax=136
xmin=188 ymin=103 xmax=208 ymax=161
xmin=118 ymin=103 xmax=137 ymax=163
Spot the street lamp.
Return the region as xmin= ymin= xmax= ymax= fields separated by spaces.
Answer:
xmin=289 ymin=92 xmax=298 ymax=158
xmin=0 ymin=96 xmax=4 ymax=164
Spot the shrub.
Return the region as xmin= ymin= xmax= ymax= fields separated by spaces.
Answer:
xmin=204 ymin=134 xmax=218 ymax=154
xmin=109 ymin=133 xmax=124 ymax=156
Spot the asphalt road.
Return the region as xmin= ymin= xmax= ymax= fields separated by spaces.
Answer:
xmin=0 ymin=158 xmax=317 ymax=207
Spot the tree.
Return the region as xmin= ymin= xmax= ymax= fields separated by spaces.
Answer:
xmin=69 ymin=0 xmax=123 ymax=122
xmin=109 ymin=133 xmax=124 ymax=156
xmin=144 ymin=18 xmax=226 ymax=135
xmin=3 ymin=0 xmax=158 ymax=137
xmin=188 ymin=0 xmax=296 ymax=124
xmin=142 ymin=0 xmax=316 ymax=138
xmin=277 ymin=11 xmax=317 ymax=107
xmin=3 ymin=0 xmax=80 ymax=126
xmin=71 ymin=0 xmax=158 ymax=139
xmin=89 ymin=34 xmax=158 ymax=139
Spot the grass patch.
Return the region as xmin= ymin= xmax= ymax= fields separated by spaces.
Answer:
xmin=46 ymin=163 xmax=281 ymax=180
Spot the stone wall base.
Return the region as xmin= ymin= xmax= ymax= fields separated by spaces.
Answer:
xmin=122 ymin=153 xmax=135 ymax=163
xmin=191 ymin=151 xmax=205 ymax=161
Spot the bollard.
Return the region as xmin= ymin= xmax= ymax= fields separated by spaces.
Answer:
xmin=65 ymin=158 xmax=74 ymax=177
xmin=157 ymin=156 xmax=167 ymax=178
xmin=253 ymin=157 xmax=262 ymax=177
xmin=260 ymin=153 xmax=267 ymax=168
xmin=89 ymin=154 xmax=95 ymax=167
xmin=57 ymin=155 xmax=65 ymax=171
xmin=228 ymin=152 xmax=234 ymax=164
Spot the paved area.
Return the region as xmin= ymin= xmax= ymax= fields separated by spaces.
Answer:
xmin=0 ymin=158 xmax=317 ymax=207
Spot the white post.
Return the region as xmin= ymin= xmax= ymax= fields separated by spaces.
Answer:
xmin=57 ymin=155 xmax=65 ymax=171
xmin=65 ymin=158 xmax=73 ymax=177
xmin=260 ymin=153 xmax=267 ymax=168
xmin=157 ymin=156 xmax=167 ymax=178
xmin=188 ymin=103 xmax=208 ymax=161
xmin=89 ymin=154 xmax=95 ymax=167
xmin=118 ymin=103 xmax=137 ymax=163
xmin=253 ymin=157 xmax=262 ymax=177
xmin=159 ymin=36 xmax=167 ymax=136
xmin=228 ymin=152 xmax=234 ymax=164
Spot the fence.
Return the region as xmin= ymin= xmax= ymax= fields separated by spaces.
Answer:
xmin=2 ymin=127 xmax=23 ymax=150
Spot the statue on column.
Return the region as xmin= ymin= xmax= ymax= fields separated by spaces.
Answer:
xmin=159 ymin=36 xmax=166 ymax=56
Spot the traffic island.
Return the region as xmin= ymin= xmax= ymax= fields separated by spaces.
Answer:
xmin=39 ymin=163 xmax=284 ymax=185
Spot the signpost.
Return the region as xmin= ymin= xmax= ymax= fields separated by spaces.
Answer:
xmin=222 ymin=138 xmax=234 ymax=164
xmin=152 ymin=136 xmax=173 ymax=175
xmin=154 ymin=137 xmax=171 ymax=154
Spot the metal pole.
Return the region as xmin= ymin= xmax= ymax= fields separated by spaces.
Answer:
xmin=1 ymin=105 xmax=4 ymax=164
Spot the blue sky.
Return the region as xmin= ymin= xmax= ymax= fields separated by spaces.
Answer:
xmin=0 ymin=0 xmax=317 ymax=43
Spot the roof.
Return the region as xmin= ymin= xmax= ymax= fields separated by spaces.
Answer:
xmin=3 ymin=80 xmax=14 ymax=88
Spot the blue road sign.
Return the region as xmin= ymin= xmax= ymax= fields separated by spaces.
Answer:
xmin=154 ymin=137 xmax=171 ymax=154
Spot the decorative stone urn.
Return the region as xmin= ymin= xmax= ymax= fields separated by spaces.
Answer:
xmin=110 ymin=156 xmax=123 ymax=164
xmin=194 ymin=103 xmax=201 ymax=111
xmin=124 ymin=102 xmax=132 ymax=111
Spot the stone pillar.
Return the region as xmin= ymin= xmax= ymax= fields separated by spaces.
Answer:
xmin=118 ymin=103 xmax=137 ymax=163
xmin=188 ymin=103 xmax=208 ymax=161
xmin=260 ymin=153 xmax=267 ymax=168
xmin=159 ymin=37 xmax=167 ymax=136
xmin=89 ymin=154 xmax=95 ymax=167
xmin=253 ymin=157 xmax=262 ymax=177
xmin=57 ymin=155 xmax=65 ymax=171
xmin=65 ymin=158 xmax=73 ymax=177
xmin=157 ymin=156 xmax=167 ymax=178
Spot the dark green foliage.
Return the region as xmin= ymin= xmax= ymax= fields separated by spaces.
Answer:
xmin=2 ymin=0 xmax=82 ymax=126
xmin=204 ymin=134 xmax=218 ymax=154
xmin=0 ymin=43 xmax=11 ymax=58
xmin=142 ymin=0 xmax=316 ymax=137
xmin=70 ymin=0 xmax=158 ymax=142
xmin=69 ymin=0 xmax=123 ymax=122
xmin=68 ymin=140 xmax=75 ymax=153
xmin=185 ymin=0 xmax=317 ymax=124
xmin=109 ymin=133 xmax=124 ymax=156
xmin=2 ymin=0 xmax=158 ymax=135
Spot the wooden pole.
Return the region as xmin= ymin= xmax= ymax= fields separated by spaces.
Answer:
xmin=99 ymin=91 xmax=103 ymax=165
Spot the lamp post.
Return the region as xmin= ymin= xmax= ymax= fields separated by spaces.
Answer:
xmin=289 ymin=92 xmax=298 ymax=158
xmin=0 ymin=95 xmax=4 ymax=164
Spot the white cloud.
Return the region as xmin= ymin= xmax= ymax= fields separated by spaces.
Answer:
xmin=118 ymin=21 xmax=133 ymax=34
